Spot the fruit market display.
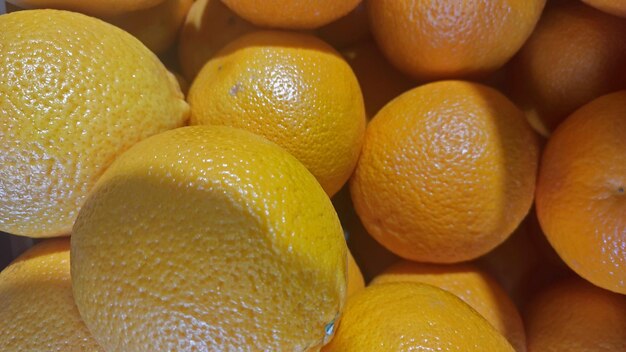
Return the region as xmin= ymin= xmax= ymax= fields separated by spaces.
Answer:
xmin=0 ymin=0 xmax=625 ymax=350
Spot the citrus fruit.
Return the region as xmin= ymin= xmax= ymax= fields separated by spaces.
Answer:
xmin=508 ymin=2 xmax=626 ymax=132
xmin=525 ymin=277 xmax=626 ymax=351
xmin=0 ymin=10 xmax=188 ymax=238
xmin=71 ymin=126 xmax=347 ymax=351
xmin=332 ymin=186 xmax=400 ymax=281
xmin=342 ymin=40 xmax=416 ymax=118
xmin=178 ymin=0 xmax=257 ymax=81
xmin=477 ymin=211 xmax=571 ymax=309
xmin=351 ymin=80 xmax=539 ymax=263
xmin=7 ymin=0 xmax=163 ymax=16
xmin=347 ymin=226 xmax=400 ymax=282
xmin=316 ymin=3 xmax=370 ymax=50
xmin=221 ymin=0 xmax=362 ymax=29
xmin=367 ymin=0 xmax=546 ymax=80
xmin=0 ymin=239 xmax=102 ymax=351
xmin=105 ymin=0 xmax=193 ymax=54
xmin=372 ymin=261 xmax=526 ymax=351
xmin=322 ymin=282 xmax=515 ymax=351
xmin=188 ymin=31 xmax=366 ymax=197
xmin=347 ymin=250 xmax=365 ymax=298
xmin=582 ymin=0 xmax=626 ymax=17
xmin=6 ymin=0 xmax=192 ymax=54
xmin=172 ymin=71 xmax=189 ymax=96
xmin=536 ymin=90 xmax=626 ymax=294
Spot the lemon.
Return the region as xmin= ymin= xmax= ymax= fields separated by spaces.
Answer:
xmin=71 ymin=126 xmax=347 ymax=351
xmin=0 ymin=10 xmax=188 ymax=238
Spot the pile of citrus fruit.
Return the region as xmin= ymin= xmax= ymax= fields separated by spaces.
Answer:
xmin=0 ymin=0 xmax=625 ymax=350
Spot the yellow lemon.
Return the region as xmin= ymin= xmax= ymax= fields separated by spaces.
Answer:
xmin=0 ymin=10 xmax=188 ymax=238
xmin=71 ymin=126 xmax=347 ymax=351
xmin=0 ymin=239 xmax=102 ymax=351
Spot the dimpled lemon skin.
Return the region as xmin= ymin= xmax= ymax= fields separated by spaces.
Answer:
xmin=0 ymin=239 xmax=103 ymax=352
xmin=322 ymin=282 xmax=516 ymax=352
xmin=71 ymin=126 xmax=347 ymax=351
xmin=0 ymin=10 xmax=189 ymax=238
xmin=188 ymin=31 xmax=366 ymax=197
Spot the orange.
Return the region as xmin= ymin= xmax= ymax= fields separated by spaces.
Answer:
xmin=342 ymin=40 xmax=416 ymax=118
xmin=178 ymin=0 xmax=257 ymax=81
xmin=332 ymin=186 xmax=400 ymax=281
xmin=477 ymin=210 xmax=571 ymax=309
xmin=7 ymin=0 xmax=163 ymax=16
xmin=367 ymin=0 xmax=546 ymax=80
xmin=188 ymin=31 xmax=366 ymax=197
xmin=71 ymin=126 xmax=347 ymax=351
xmin=104 ymin=0 xmax=193 ymax=54
xmin=322 ymin=282 xmax=515 ymax=351
xmin=525 ymin=277 xmax=626 ymax=351
xmin=346 ymin=251 xmax=365 ymax=298
xmin=4 ymin=0 xmax=192 ymax=54
xmin=582 ymin=0 xmax=626 ymax=17
xmin=536 ymin=90 xmax=626 ymax=294
xmin=6 ymin=0 xmax=192 ymax=54
xmin=0 ymin=239 xmax=102 ymax=351
xmin=351 ymin=81 xmax=539 ymax=263
xmin=221 ymin=0 xmax=362 ymax=29
xmin=0 ymin=10 xmax=188 ymax=238
xmin=315 ymin=3 xmax=370 ymax=50
xmin=372 ymin=261 xmax=526 ymax=351
xmin=508 ymin=2 xmax=626 ymax=132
